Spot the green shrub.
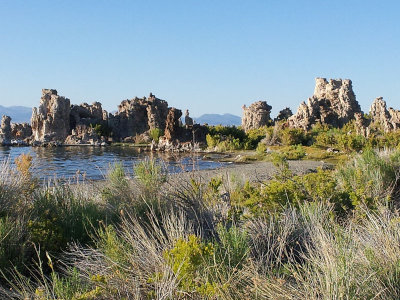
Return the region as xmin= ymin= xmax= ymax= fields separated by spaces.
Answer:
xmin=245 ymin=126 xmax=269 ymax=150
xmin=134 ymin=158 xmax=167 ymax=192
xmin=215 ymin=137 xmax=242 ymax=152
xmin=214 ymin=225 xmax=249 ymax=270
xmin=314 ymin=130 xmax=337 ymax=147
xmin=336 ymin=132 xmax=366 ymax=152
xmin=206 ymin=133 xmax=220 ymax=148
xmin=95 ymin=224 xmax=129 ymax=266
xmin=281 ymin=128 xmax=307 ymax=146
xmin=230 ymin=181 xmax=265 ymax=217
xmin=336 ymin=149 xmax=400 ymax=209
xmin=283 ymin=145 xmax=306 ymax=160
xmin=164 ymin=234 xmax=216 ymax=296
xmin=206 ymin=125 xmax=246 ymax=150
xmin=0 ymin=217 xmax=28 ymax=272
xmin=231 ymin=166 xmax=351 ymax=217
xmin=256 ymin=142 xmax=268 ymax=155
xmin=208 ymin=125 xmax=246 ymax=143
xmin=28 ymin=187 xmax=104 ymax=256
xmin=90 ymin=123 xmax=111 ymax=137
xmin=149 ymin=128 xmax=164 ymax=143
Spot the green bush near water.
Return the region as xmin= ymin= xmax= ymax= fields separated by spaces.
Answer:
xmin=149 ymin=128 xmax=164 ymax=143
xmin=205 ymin=122 xmax=400 ymax=156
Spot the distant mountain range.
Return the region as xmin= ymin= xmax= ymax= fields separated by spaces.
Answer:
xmin=194 ymin=113 xmax=241 ymax=126
xmin=0 ymin=105 xmax=32 ymax=123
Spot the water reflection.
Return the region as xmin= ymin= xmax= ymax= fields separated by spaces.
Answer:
xmin=0 ymin=146 xmax=225 ymax=180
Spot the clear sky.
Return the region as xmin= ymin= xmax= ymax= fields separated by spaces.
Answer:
xmin=0 ymin=0 xmax=399 ymax=117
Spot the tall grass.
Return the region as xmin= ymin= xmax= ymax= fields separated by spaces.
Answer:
xmin=2 ymin=151 xmax=400 ymax=299
xmin=336 ymin=149 xmax=400 ymax=208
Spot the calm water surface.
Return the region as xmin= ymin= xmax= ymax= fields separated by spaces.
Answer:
xmin=0 ymin=146 xmax=227 ymax=180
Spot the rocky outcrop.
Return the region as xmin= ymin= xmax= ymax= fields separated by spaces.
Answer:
xmin=68 ymin=102 xmax=109 ymax=144
xmin=11 ymin=123 xmax=32 ymax=140
xmin=184 ymin=109 xmax=193 ymax=126
xmin=0 ymin=116 xmax=12 ymax=145
xmin=354 ymin=112 xmax=370 ymax=137
xmin=275 ymin=107 xmax=293 ymax=122
xmin=369 ymin=97 xmax=400 ymax=132
xmin=27 ymin=89 xmax=207 ymax=149
xmin=156 ymin=124 xmax=208 ymax=152
xmin=288 ymin=78 xmax=361 ymax=130
xmin=31 ymin=89 xmax=71 ymax=143
xmin=64 ymin=125 xmax=107 ymax=145
xmin=241 ymin=101 xmax=272 ymax=132
xmin=164 ymin=108 xmax=182 ymax=140
xmin=70 ymin=102 xmax=107 ymax=128
xmin=110 ymin=93 xmax=169 ymax=140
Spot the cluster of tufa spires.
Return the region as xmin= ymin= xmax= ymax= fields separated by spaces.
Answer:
xmin=0 ymin=78 xmax=399 ymax=147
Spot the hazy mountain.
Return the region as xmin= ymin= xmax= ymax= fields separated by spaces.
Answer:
xmin=194 ymin=113 xmax=241 ymax=126
xmin=0 ymin=105 xmax=32 ymax=123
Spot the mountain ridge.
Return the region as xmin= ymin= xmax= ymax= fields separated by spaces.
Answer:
xmin=0 ymin=105 xmax=32 ymax=123
xmin=193 ymin=113 xmax=241 ymax=126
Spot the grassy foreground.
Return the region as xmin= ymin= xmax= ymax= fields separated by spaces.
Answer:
xmin=1 ymin=150 xmax=400 ymax=299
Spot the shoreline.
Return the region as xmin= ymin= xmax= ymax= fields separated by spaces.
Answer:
xmin=167 ymin=159 xmax=328 ymax=184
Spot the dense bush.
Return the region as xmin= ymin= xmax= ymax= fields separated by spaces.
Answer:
xmin=28 ymin=186 xmax=105 ymax=255
xmin=205 ymin=121 xmax=400 ymax=154
xmin=206 ymin=125 xmax=269 ymax=151
xmin=281 ymin=128 xmax=309 ymax=146
xmin=336 ymin=149 xmax=400 ymax=209
xmin=281 ymin=145 xmax=306 ymax=160
xmin=244 ymin=126 xmax=270 ymax=149
xmin=90 ymin=123 xmax=112 ymax=137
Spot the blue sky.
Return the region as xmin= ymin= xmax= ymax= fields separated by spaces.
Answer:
xmin=0 ymin=0 xmax=399 ymax=117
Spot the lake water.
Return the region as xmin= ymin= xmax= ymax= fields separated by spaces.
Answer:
xmin=0 ymin=146 xmax=227 ymax=181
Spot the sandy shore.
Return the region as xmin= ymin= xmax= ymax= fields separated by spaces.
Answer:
xmin=168 ymin=160 xmax=329 ymax=185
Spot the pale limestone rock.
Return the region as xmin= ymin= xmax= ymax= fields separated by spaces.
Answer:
xmin=31 ymin=89 xmax=70 ymax=143
xmin=288 ymin=78 xmax=361 ymax=130
xmin=241 ymin=101 xmax=272 ymax=132
xmin=11 ymin=123 xmax=32 ymax=140
xmin=111 ymin=93 xmax=169 ymax=139
xmin=370 ymin=97 xmax=400 ymax=132
xmin=0 ymin=116 xmax=12 ymax=145
xmin=354 ymin=112 xmax=370 ymax=137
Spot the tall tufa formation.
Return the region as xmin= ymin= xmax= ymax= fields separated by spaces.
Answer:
xmin=31 ymin=89 xmax=71 ymax=143
xmin=164 ymin=108 xmax=182 ymax=140
xmin=241 ymin=101 xmax=272 ymax=132
xmin=275 ymin=107 xmax=293 ymax=122
xmin=66 ymin=101 xmax=109 ymax=145
xmin=369 ymin=97 xmax=400 ymax=132
xmin=288 ymin=78 xmax=361 ymax=130
xmin=184 ymin=109 xmax=193 ymax=126
xmin=110 ymin=93 xmax=169 ymax=140
xmin=0 ymin=115 xmax=12 ymax=145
